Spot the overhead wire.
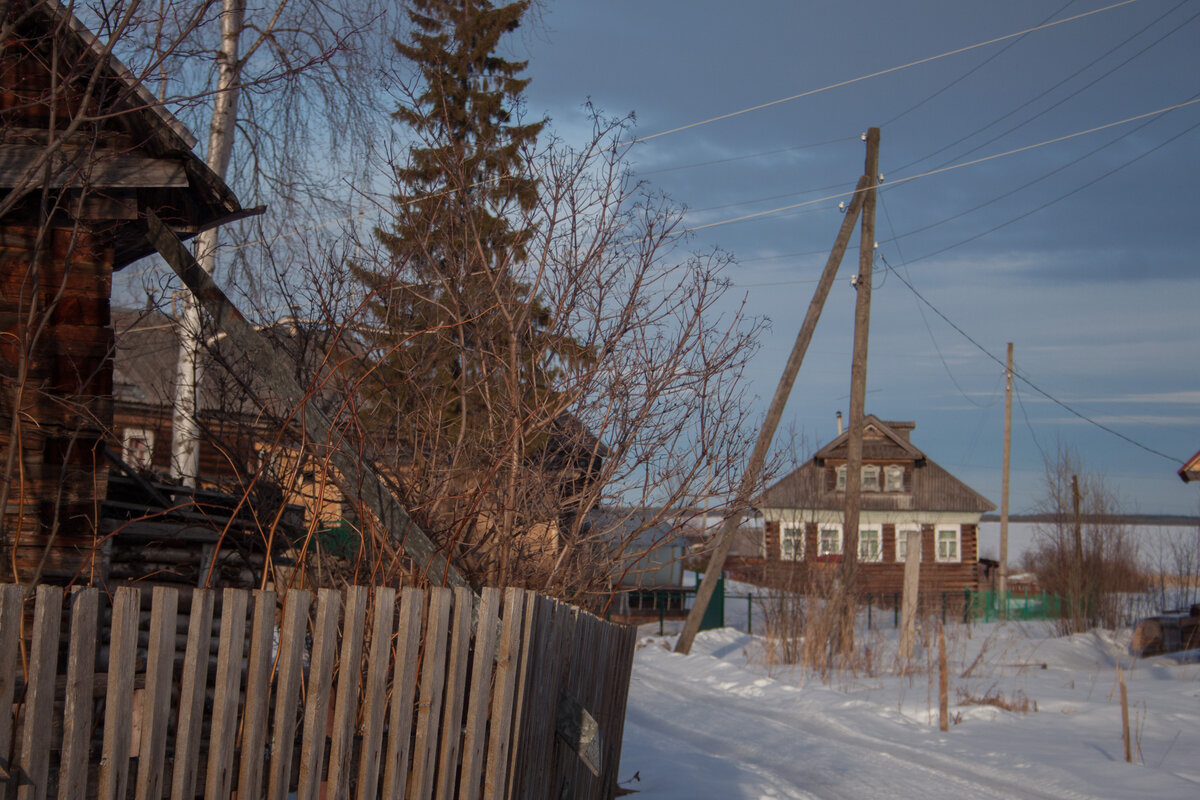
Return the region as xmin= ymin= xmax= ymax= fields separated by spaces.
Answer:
xmin=877 ymin=256 xmax=1183 ymax=463
xmin=625 ymin=0 xmax=1143 ymax=146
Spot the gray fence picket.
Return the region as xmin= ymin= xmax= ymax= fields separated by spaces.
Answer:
xmin=355 ymin=586 xmax=397 ymax=800
xmin=458 ymin=587 xmax=500 ymax=800
xmin=266 ymin=589 xmax=312 ymax=800
xmin=409 ymin=588 xmax=451 ymax=800
xmin=206 ymin=588 xmax=248 ymax=800
xmin=237 ymin=590 xmax=277 ymax=800
xmin=328 ymin=586 xmax=368 ymax=800
xmin=58 ymin=587 xmax=98 ymax=800
xmin=434 ymin=587 xmax=474 ymax=800
xmin=297 ymin=588 xmax=341 ymax=800
xmin=98 ymin=586 xmax=141 ymax=800
xmin=15 ymin=585 xmax=62 ymax=800
xmin=135 ymin=586 xmax=179 ymax=800
xmin=482 ymin=589 xmax=526 ymax=800
xmin=381 ymin=588 xmax=424 ymax=800
xmin=0 ymin=585 xmax=25 ymax=800
xmin=170 ymin=588 xmax=214 ymax=800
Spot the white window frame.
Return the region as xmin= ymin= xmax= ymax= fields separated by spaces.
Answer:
xmin=936 ymin=525 xmax=961 ymax=563
xmin=861 ymin=464 xmax=880 ymax=491
xmin=818 ymin=524 xmax=843 ymax=557
xmin=896 ymin=524 xmax=921 ymax=563
xmin=122 ymin=428 xmax=155 ymax=470
xmin=884 ymin=464 xmax=904 ymax=492
xmin=836 ymin=465 xmax=846 ymax=490
xmin=858 ymin=524 xmax=882 ymax=562
xmin=780 ymin=525 xmax=804 ymax=561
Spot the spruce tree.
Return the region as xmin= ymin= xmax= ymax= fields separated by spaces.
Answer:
xmin=353 ymin=0 xmax=572 ymax=584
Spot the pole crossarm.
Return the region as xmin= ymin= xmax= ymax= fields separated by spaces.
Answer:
xmin=145 ymin=210 xmax=473 ymax=592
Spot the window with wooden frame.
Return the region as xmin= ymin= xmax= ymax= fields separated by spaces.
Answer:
xmin=936 ymin=525 xmax=961 ymax=562
xmin=836 ymin=465 xmax=847 ymax=490
xmin=884 ymin=464 xmax=904 ymax=492
xmin=780 ymin=525 xmax=804 ymax=561
xmin=862 ymin=464 xmax=880 ymax=491
xmin=858 ymin=524 xmax=882 ymax=562
xmin=818 ymin=524 xmax=843 ymax=557
xmin=121 ymin=428 xmax=154 ymax=470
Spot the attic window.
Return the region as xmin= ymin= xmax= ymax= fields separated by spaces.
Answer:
xmin=836 ymin=465 xmax=846 ymax=490
xmin=885 ymin=465 xmax=903 ymax=492
xmin=862 ymin=465 xmax=880 ymax=491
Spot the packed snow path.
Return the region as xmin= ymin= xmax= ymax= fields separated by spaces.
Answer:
xmin=617 ymin=629 xmax=1200 ymax=799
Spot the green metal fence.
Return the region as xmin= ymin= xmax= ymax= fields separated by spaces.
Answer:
xmin=964 ymin=588 xmax=1064 ymax=622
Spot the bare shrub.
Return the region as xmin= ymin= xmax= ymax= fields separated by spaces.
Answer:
xmin=1020 ymin=445 xmax=1145 ymax=633
xmin=955 ymin=686 xmax=1035 ymax=714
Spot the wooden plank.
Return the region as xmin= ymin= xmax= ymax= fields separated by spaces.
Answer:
xmin=0 ymin=585 xmax=28 ymax=800
xmin=381 ymin=588 xmax=424 ymax=800
xmin=135 ymin=586 xmax=179 ymax=800
xmin=0 ymin=146 xmax=189 ymax=188
xmin=297 ymin=589 xmax=341 ymax=800
xmin=328 ymin=586 xmax=369 ymax=800
xmin=408 ymin=588 xmax=451 ymax=800
xmin=169 ymin=588 xmax=214 ymax=800
xmin=16 ymin=585 xmax=62 ymax=800
xmin=356 ymin=586 xmax=397 ymax=800
xmin=236 ymin=590 xmax=277 ymax=800
xmin=58 ymin=588 xmax=98 ymax=800
xmin=204 ymin=589 xmax=249 ymax=800
xmin=508 ymin=594 xmax=552 ymax=800
xmin=458 ymin=587 xmax=501 ymax=800
xmin=434 ymin=587 xmax=475 ymax=800
xmin=482 ymin=589 xmax=527 ymax=800
xmin=266 ymin=590 xmax=312 ymax=800
xmin=98 ymin=587 xmax=141 ymax=800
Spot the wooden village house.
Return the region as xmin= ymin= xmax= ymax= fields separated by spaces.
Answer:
xmin=734 ymin=416 xmax=996 ymax=598
xmin=0 ymin=0 xmax=252 ymax=585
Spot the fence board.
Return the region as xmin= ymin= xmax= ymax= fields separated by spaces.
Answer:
xmin=297 ymin=588 xmax=341 ymax=800
xmin=328 ymin=586 xmax=368 ymax=800
xmin=482 ymin=589 xmax=526 ymax=800
xmin=434 ymin=587 xmax=474 ymax=800
xmin=135 ymin=586 xmax=179 ymax=800
xmin=0 ymin=585 xmax=25 ymax=800
xmin=409 ymin=588 xmax=451 ymax=800
xmin=98 ymin=587 xmax=141 ymax=800
xmin=458 ymin=587 xmax=500 ymax=800
xmin=58 ymin=587 xmax=98 ymax=800
xmin=206 ymin=589 xmax=248 ymax=800
xmin=169 ymin=588 xmax=214 ymax=800
xmin=266 ymin=589 xmax=312 ymax=800
xmin=16 ymin=585 xmax=62 ymax=800
xmin=236 ymin=589 xmax=277 ymax=800
xmin=381 ymin=588 xmax=424 ymax=800
xmin=355 ymin=586 xmax=396 ymax=800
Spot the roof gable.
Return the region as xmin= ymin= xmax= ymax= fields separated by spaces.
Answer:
xmin=814 ymin=415 xmax=925 ymax=464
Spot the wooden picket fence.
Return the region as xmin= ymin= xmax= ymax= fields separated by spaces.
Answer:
xmin=0 ymin=582 xmax=637 ymax=800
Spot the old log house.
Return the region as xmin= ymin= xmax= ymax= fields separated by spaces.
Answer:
xmin=0 ymin=0 xmax=250 ymax=585
xmin=737 ymin=416 xmax=996 ymax=599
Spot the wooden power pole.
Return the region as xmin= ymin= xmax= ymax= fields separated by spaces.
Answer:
xmin=838 ymin=127 xmax=880 ymax=651
xmin=673 ymin=168 xmax=873 ymax=655
xmin=999 ymin=342 xmax=1013 ymax=613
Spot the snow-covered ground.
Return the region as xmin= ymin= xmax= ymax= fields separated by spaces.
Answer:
xmin=617 ymin=616 xmax=1200 ymax=799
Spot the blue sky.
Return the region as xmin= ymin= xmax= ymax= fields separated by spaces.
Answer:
xmin=513 ymin=0 xmax=1200 ymax=515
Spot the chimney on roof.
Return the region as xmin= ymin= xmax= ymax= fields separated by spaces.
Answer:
xmin=836 ymin=410 xmax=843 ymax=436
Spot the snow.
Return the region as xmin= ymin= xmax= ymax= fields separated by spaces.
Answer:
xmin=616 ymin=617 xmax=1200 ymax=798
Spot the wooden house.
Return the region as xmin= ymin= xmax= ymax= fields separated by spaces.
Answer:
xmin=0 ymin=0 xmax=245 ymax=584
xmin=1178 ymin=448 xmax=1200 ymax=483
xmin=737 ymin=416 xmax=996 ymax=598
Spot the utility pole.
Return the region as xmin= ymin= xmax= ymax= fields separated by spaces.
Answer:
xmin=1071 ymin=474 xmax=1084 ymax=630
xmin=839 ymin=127 xmax=879 ymax=652
xmin=999 ymin=342 xmax=1013 ymax=614
xmin=673 ymin=172 xmax=871 ymax=656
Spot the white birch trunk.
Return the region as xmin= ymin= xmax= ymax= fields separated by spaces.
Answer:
xmin=169 ymin=0 xmax=245 ymax=484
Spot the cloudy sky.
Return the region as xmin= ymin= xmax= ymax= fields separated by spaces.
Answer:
xmin=505 ymin=0 xmax=1200 ymax=516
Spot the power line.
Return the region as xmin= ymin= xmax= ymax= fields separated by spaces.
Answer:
xmin=627 ymin=0 xmax=1143 ymax=146
xmin=878 ymin=254 xmax=1183 ymax=463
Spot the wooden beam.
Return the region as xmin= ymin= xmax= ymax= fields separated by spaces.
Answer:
xmin=0 ymin=146 xmax=188 ymax=188
xmin=144 ymin=210 xmax=473 ymax=592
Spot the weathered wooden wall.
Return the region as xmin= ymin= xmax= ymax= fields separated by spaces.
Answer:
xmin=0 ymin=582 xmax=637 ymax=800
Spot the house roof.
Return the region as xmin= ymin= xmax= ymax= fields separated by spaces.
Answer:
xmin=1180 ymin=449 xmax=1200 ymax=483
xmin=759 ymin=416 xmax=995 ymax=514
xmin=1 ymin=0 xmax=248 ymax=267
